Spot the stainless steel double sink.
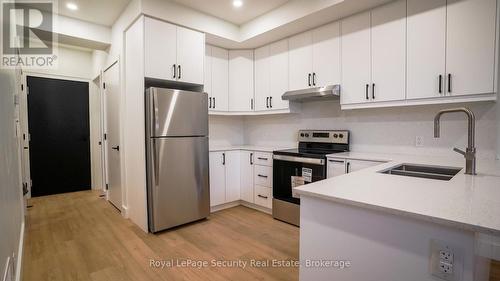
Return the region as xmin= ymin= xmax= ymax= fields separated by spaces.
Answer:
xmin=379 ymin=163 xmax=462 ymax=181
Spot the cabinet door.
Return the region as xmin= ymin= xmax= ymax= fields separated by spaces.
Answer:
xmin=371 ymin=0 xmax=406 ymax=102
xmin=341 ymin=11 xmax=371 ymax=105
xmin=407 ymin=0 xmax=446 ymax=100
xmin=240 ymin=151 xmax=254 ymax=203
xmin=346 ymin=159 xmax=383 ymax=173
xmin=144 ymin=17 xmax=177 ymax=80
xmin=269 ymin=39 xmax=290 ymax=110
xmin=211 ymin=46 xmax=229 ymax=111
xmin=228 ymin=50 xmax=254 ymax=112
xmin=225 ymin=151 xmax=241 ymax=202
xmin=204 ymin=45 xmax=212 ymax=107
xmin=254 ymin=45 xmax=270 ymax=111
xmin=327 ymin=158 xmax=346 ymax=178
xmin=209 ymin=152 xmax=225 ymax=206
xmin=312 ymin=21 xmax=341 ymax=87
xmin=288 ymin=32 xmax=313 ymax=91
xmin=177 ymin=26 xmax=205 ymax=84
xmin=446 ymin=0 xmax=496 ymax=96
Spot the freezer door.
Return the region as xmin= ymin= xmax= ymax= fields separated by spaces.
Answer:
xmin=147 ymin=136 xmax=210 ymax=232
xmin=146 ymin=88 xmax=208 ymax=137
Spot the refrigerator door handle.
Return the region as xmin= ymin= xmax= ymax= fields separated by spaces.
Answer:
xmin=149 ymin=89 xmax=157 ymax=135
xmin=151 ymin=139 xmax=159 ymax=189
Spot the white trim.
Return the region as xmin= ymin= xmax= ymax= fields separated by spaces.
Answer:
xmin=15 ymin=222 xmax=25 ymax=281
xmin=210 ymin=201 xmax=241 ymax=213
xmin=341 ymin=93 xmax=497 ymax=110
xmin=240 ymin=201 xmax=272 ymax=215
xmin=23 ymin=71 xmax=91 ymax=83
xmin=121 ymin=205 xmax=129 ymax=218
xmin=210 ymin=200 xmax=272 ymax=215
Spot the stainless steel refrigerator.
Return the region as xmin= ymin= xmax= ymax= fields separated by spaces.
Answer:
xmin=145 ymin=87 xmax=210 ymax=233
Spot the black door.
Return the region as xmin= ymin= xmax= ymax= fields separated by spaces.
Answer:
xmin=27 ymin=76 xmax=91 ymax=197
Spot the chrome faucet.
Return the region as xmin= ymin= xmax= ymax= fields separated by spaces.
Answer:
xmin=434 ymin=107 xmax=476 ymax=175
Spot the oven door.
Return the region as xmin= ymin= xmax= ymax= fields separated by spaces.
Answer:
xmin=273 ymin=155 xmax=326 ymax=205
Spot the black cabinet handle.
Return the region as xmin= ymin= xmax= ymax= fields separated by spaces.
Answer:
xmin=308 ymin=73 xmax=311 ymax=87
xmin=312 ymin=73 xmax=316 ymax=86
xmin=257 ymin=195 xmax=268 ymax=199
xmin=258 ymin=174 xmax=268 ymax=178
xmin=257 ymin=157 xmax=268 ymax=161
xmin=251 ymin=98 xmax=254 ymax=110
xmin=448 ymin=74 xmax=452 ymax=93
xmin=172 ymin=64 xmax=176 ymax=79
xmin=222 ymin=153 xmax=225 ymax=165
xmin=111 ymin=146 xmax=120 ymax=151
xmin=213 ymin=97 xmax=216 ymax=108
xmin=365 ymin=84 xmax=369 ymax=100
xmin=346 ymin=162 xmax=351 ymax=173
xmin=372 ymin=83 xmax=375 ymax=99
xmin=178 ymin=65 xmax=181 ymax=79
xmin=209 ymin=97 xmax=212 ymax=108
xmin=250 ymin=153 xmax=254 ymax=165
xmin=328 ymin=159 xmax=344 ymax=163
xmin=439 ymin=75 xmax=443 ymax=94
xmin=266 ymin=97 xmax=269 ymax=108
xmin=269 ymin=96 xmax=272 ymax=108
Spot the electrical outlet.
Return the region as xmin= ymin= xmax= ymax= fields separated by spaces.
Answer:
xmin=439 ymin=261 xmax=453 ymax=274
xmin=415 ymin=136 xmax=424 ymax=147
xmin=430 ymin=239 xmax=462 ymax=281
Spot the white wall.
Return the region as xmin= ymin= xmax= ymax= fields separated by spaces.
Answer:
xmin=0 ymin=68 xmax=24 ymax=281
xmin=209 ymin=116 xmax=245 ymax=147
xmin=28 ymin=45 xmax=93 ymax=80
xmin=243 ymin=101 xmax=498 ymax=159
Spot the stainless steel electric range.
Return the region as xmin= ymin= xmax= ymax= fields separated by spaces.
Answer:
xmin=272 ymin=130 xmax=350 ymax=226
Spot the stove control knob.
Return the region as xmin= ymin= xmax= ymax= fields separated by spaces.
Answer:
xmin=300 ymin=133 xmax=305 ymax=137
xmin=305 ymin=133 xmax=309 ymax=137
xmin=339 ymin=134 xmax=344 ymax=138
xmin=333 ymin=134 xmax=338 ymax=138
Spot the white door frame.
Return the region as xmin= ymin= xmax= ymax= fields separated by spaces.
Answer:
xmin=19 ymin=71 xmax=92 ymax=198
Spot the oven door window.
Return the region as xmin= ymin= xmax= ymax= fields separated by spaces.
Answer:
xmin=273 ymin=159 xmax=325 ymax=205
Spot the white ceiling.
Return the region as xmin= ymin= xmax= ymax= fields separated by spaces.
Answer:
xmin=172 ymin=0 xmax=290 ymax=25
xmin=56 ymin=0 xmax=131 ymax=26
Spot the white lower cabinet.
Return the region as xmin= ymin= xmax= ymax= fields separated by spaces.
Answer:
xmin=327 ymin=157 xmax=385 ymax=178
xmin=210 ymin=150 xmax=273 ymax=210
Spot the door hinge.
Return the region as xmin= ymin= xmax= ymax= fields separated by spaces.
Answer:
xmin=105 ymin=183 xmax=109 ymax=190
xmin=14 ymin=94 xmax=19 ymax=105
xmin=21 ymin=84 xmax=24 ymax=91
xmin=22 ymin=182 xmax=29 ymax=195
xmin=103 ymin=82 xmax=106 ymax=89
xmin=26 ymin=86 xmax=29 ymax=95
xmin=104 ymin=133 xmax=107 ymax=140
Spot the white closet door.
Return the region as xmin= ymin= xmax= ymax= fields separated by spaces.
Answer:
xmin=288 ymin=32 xmax=313 ymax=91
xmin=407 ymin=0 xmax=446 ymax=100
xmin=269 ymin=39 xmax=289 ymax=110
xmin=446 ymin=0 xmax=497 ymax=96
xmin=254 ymin=45 xmax=270 ymax=111
xmin=371 ymin=0 xmax=406 ymax=102
xmin=312 ymin=21 xmax=341 ymax=87
xmin=341 ymin=11 xmax=371 ymax=105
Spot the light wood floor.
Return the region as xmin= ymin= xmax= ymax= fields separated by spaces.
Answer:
xmin=22 ymin=190 xmax=500 ymax=281
xmin=22 ymin=191 xmax=299 ymax=281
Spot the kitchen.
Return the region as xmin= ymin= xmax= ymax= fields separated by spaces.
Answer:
xmin=0 ymin=0 xmax=499 ymax=280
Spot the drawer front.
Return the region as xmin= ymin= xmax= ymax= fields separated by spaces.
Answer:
xmin=254 ymin=152 xmax=272 ymax=166
xmin=254 ymin=185 xmax=272 ymax=209
xmin=254 ymin=165 xmax=272 ymax=187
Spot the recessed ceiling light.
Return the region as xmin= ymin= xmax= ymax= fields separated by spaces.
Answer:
xmin=232 ymin=0 xmax=243 ymax=8
xmin=66 ymin=2 xmax=78 ymax=11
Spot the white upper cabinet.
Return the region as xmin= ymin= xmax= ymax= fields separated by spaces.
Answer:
xmin=254 ymin=45 xmax=270 ymax=111
xmin=407 ymin=0 xmax=446 ymax=100
xmin=144 ymin=17 xmax=204 ymax=84
xmin=229 ymin=50 xmax=254 ymax=112
xmin=446 ymin=0 xmax=497 ymax=96
xmin=341 ymin=11 xmax=371 ymax=105
xmin=144 ymin=17 xmax=177 ymax=80
xmin=312 ymin=21 xmax=341 ymax=87
xmin=371 ymin=0 xmax=406 ymax=102
xmin=289 ymin=32 xmax=313 ymax=91
xmin=176 ymin=26 xmax=205 ymax=84
xmin=211 ymin=46 xmax=229 ymax=111
xmin=269 ymin=39 xmax=290 ymax=110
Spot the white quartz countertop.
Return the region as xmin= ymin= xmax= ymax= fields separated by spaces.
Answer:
xmin=296 ymin=151 xmax=500 ymax=235
xmin=209 ymin=145 xmax=292 ymax=153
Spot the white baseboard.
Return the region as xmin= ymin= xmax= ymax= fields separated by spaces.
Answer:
xmin=240 ymin=202 xmax=272 ymax=215
xmin=15 ymin=222 xmax=24 ymax=281
xmin=210 ymin=201 xmax=240 ymax=213
xmin=121 ymin=205 xmax=129 ymax=218
xmin=210 ymin=200 xmax=272 ymax=215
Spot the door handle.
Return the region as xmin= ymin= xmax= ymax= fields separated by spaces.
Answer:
xmin=447 ymin=74 xmax=452 ymax=93
xmin=172 ymin=64 xmax=177 ymax=79
xmin=346 ymin=162 xmax=351 ymax=173
xmin=257 ymin=157 xmax=268 ymax=161
xmin=250 ymin=153 xmax=254 ymax=165
xmin=251 ymin=98 xmax=254 ymax=110
xmin=308 ymin=73 xmax=311 ymax=87
xmin=372 ymin=83 xmax=375 ymax=99
xmin=266 ymin=97 xmax=269 ymax=108
xmin=438 ymin=75 xmax=443 ymax=94
xmin=257 ymin=194 xmax=268 ymax=199
xmin=222 ymin=153 xmax=225 ymax=165
xmin=213 ymin=97 xmax=216 ymax=108
xmin=312 ymin=73 xmax=316 ymax=86
xmin=178 ymin=65 xmax=181 ymax=80
xmin=209 ymin=97 xmax=212 ymax=108
xmin=365 ymin=84 xmax=369 ymax=100
xmin=269 ymin=96 xmax=272 ymax=108
xmin=257 ymin=174 xmax=268 ymax=178
xmin=111 ymin=146 xmax=120 ymax=151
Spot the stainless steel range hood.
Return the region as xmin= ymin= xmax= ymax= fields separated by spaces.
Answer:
xmin=281 ymin=85 xmax=340 ymax=102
